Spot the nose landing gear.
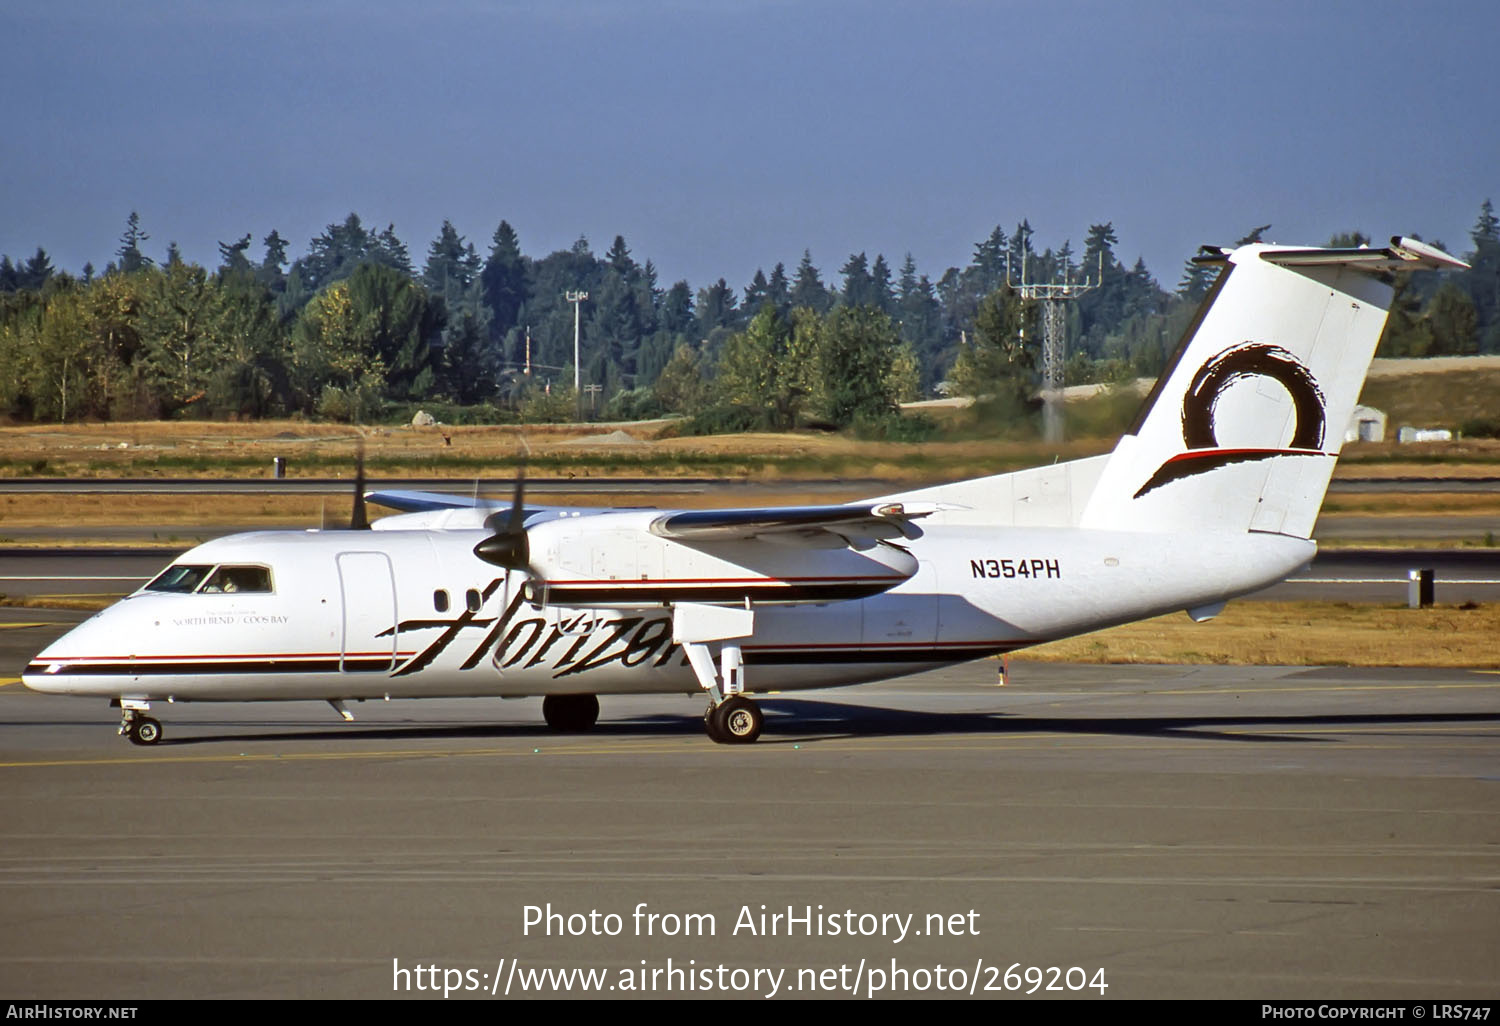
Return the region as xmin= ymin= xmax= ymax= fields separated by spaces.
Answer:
xmin=116 ymin=702 xmax=163 ymax=746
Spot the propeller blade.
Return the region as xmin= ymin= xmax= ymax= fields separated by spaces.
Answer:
xmin=474 ymin=462 xmax=530 ymax=570
xmin=507 ymin=462 xmax=526 ymax=535
xmin=350 ymin=439 xmax=369 ymax=530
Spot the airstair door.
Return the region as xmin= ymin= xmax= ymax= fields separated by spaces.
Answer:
xmin=336 ymin=551 xmax=397 ymax=673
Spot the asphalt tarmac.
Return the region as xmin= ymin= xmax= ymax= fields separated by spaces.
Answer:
xmin=1 ymin=610 xmax=1496 ymax=1000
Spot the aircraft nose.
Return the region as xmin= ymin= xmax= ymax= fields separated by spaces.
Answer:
xmin=23 ymin=630 xmax=78 ymax=693
xmin=21 ymin=609 xmax=113 ymax=693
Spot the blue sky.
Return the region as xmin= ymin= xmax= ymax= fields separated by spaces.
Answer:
xmin=3 ymin=0 xmax=1496 ymax=292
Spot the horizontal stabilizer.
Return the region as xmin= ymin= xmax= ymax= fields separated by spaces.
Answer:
xmin=1195 ymin=236 xmax=1469 ymax=273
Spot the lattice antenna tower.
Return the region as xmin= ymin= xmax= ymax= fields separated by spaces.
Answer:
xmin=1006 ymin=246 xmax=1102 ymax=443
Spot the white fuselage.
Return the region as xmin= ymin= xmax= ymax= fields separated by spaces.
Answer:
xmin=23 ymin=521 xmax=1312 ymax=704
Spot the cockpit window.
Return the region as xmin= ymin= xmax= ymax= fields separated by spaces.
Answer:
xmin=200 ymin=565 xmax=273 ymax=594
xmin=143 ymin=564 xmax=273 ymax=594
xmin=144 ymin=564 xmax=215 ymax=593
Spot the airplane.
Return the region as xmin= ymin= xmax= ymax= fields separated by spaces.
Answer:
xmin=22 ymin=235 xmax=1467 ymax=745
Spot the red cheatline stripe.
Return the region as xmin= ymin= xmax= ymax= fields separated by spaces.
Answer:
xmin=33 ymin=651 xmax=416 ymax=663
xmin=1164 ymin=446 xmax=1332 ymax=464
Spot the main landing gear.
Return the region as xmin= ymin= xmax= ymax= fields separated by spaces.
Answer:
xmin=116 ymin=701 xmax=162 ymax=746
xmin=542 ymin=693 xmax=599 ymax=732
xmin=704 ymin=694 xmax=764 ymax=744
xmin=683 ymin=640 xmax=764 ymax=744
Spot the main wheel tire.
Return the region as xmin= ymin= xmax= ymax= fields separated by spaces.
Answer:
xmin=704 ymin=704 xmax=727 ymax=743
xmin=712 ymin=696 xmax=763 ymax=744
xmin=129 ymin=717 xmax=162 ymax=746
xmin=542 ymin=694 xmax=599 ymax=732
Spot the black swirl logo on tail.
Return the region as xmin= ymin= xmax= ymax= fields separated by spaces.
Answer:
xmin=1134 ymin=342 xmax=1329 ymax=499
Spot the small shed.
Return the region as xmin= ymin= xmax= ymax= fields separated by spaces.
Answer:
xmin=1344 ymin=405 xmax=1386 ymax=443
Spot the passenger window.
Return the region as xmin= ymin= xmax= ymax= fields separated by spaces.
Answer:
xmin=434 ymin=589 xmax=450 ymax=613
xmin=200 ymin=565 xmax=273 ymax=594
xmin=144 ymin=564 xmax=215 ymax=593
xmin=465 ymin=588 xmax=481 ymax=612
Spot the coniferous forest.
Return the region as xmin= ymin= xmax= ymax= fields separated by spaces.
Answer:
xmin=2 ymin=203 xmax=1498 ymax=431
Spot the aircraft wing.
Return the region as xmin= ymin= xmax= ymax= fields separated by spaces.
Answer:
xmin=366 ymin=489 xmax=504 ymax=513
xmin=649 ymin=501 xmax=939 ymax=543
xmin=366 ymin=489 xmax=611 ymax=531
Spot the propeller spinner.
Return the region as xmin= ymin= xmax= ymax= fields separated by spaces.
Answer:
xmin=473 ymin=466 xmax=530 ymax=571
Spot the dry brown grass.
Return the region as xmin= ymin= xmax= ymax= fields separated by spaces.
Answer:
xmin=0 ymin=483 xmax=888 ymax=536
xmin=0 ymin=492 xmax=328 ymax=528
xmin=1357 ymin=366 xmax=1500 ymax=427
xmin=3 ymin=414 xmax=1498 ymax=482
xmin=1319 ymin=492 xmax=1500 ymax=516
xmin=1020 ymin=601 xmax=1500 ymax=667
xmin=0 ymin=596 xmax=115 ymax=611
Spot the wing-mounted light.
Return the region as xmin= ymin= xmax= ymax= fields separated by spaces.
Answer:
xmin=870 ymin=501 xmax=942 ymax=540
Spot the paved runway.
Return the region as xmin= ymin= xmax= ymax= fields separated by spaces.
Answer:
xmin=1 ymin=611 xmax=1496 ymax=999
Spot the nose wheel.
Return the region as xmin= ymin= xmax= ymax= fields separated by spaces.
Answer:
xmin=705 ymin=695 xmax=763 ymax=744
xmin=118 ymin=705 xmax=163 ymax=746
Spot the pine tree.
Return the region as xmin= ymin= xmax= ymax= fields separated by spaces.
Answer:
xmin=970 ymin=225 xmax=1009 ymax=293
xmin=258 ymin=231 xmax=289 ymax=292
xmin=869 ymin=254 xmax=895 ymax=314
xmin=1472 ymin=199 xmax=1499 ymax=247
xmin=896 ymin=253 xmax=942 ymax=385
xmin=374 ymin=224 xmax=412 ymax=276
xmin=481 ymin=220 xmax=529 ymax=345
xmin=658 ymin=280 xmax=694 ymax=334
xmin=298 ymin=214 xmax=371 ymax=292
xmin=1009 ymin=220 xmax=1035 ymax=273
xmin=423 ymin=220 xmax=480 ymax=306
xmin=606 ymin=235 xmax=635 ymax=278
xmin=743 ymin=268 xmax=771 ymax=314
xmin=21 ymin=248 xmax=55 ymax=290
xmin=1177 ymin=256 xmax=1216 ymax=302
xmin=694 ymin=279 xmax=739 ymax=337
xmin=839 ymin=252 xmax=875 ymax=308
xmin=117 ymin=211 xmax=152 ymax=273
xmin=1463 ymin=200 xmax=1500 ymax=351
xmin=767 ymin=262 xmax=790 ymax=314
xmin=218 ymin=234 xmax=254 ymax=277
xmin=790 ymin=250 xmax=831 ymax=313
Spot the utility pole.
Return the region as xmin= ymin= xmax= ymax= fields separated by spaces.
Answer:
xmin=1007 ymin=249 xmax=1101 ymax=444
xmin=565 ymin=290 xmax=588 ymax=422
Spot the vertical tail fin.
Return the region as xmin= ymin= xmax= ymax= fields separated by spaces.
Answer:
xmin=1080 ymin=237 xmax=1467 ymax=537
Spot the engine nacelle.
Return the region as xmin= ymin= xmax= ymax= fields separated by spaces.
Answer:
xmin=522 ymin=511 xmax=917 ymax=607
